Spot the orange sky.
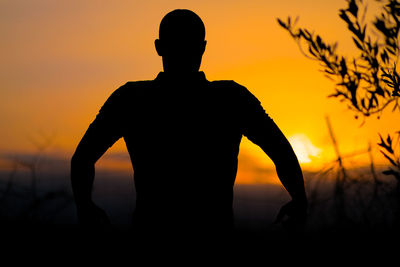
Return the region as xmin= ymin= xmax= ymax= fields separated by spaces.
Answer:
xmin=1 ymin=0 xmax=398 ymax=183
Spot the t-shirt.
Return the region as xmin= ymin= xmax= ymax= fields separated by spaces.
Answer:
xmin=81 ymin=71 xmax=283 ymax=233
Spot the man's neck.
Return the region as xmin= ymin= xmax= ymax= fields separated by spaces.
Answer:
xmin=158 ymin=70 xmax=206 ymax=85
xmin=164 ymin=70 xmax=198 ymax=78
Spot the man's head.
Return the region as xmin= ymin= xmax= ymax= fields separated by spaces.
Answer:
xmin=155 ymin=9 xmax=207 ymax=74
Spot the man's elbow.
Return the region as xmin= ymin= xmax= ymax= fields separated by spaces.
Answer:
xmin=271 ymin=146 xmax=302 ymax=172
xmin=70 ymin=152 xmax=95 ymax=187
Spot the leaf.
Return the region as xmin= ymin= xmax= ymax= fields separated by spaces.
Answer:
xmin=380 ymin=50 xmax=389 ymax=63
xmin=378 ymin=133 xmax=386 ymax=147
xmin=332 ymin=42 xmax=338 ymax=52
xmin=352 ymin=37 xmax=363 ymax=50
xmin=348 ymin=0 xmax=359 ymax=17
xmin=380 ymin=151 xmax=397 ymax=167
xmin=348 ymin=23 xmax=361 ymax=39
xmin=387 ymin=134 xmax=392 ymax=146
xmin=316 ymin=35 xmax=325 ymax=50
xmin=371 ymin=94 xmax=379 ymax=106
xmin=304 ymin=29 xmax=312 ymax=39
xmin=294 ymin=16 xmax=299 ymax=25
xmin=311 ymin=40 xmax=318 ymax=52
xmin=325 ymin=69 xmax=335 ymax=75
xmin=387 ymin=46 xmax=396 ymax=55
xmin=308 ymin=46 xmax=317 ymax=57
xmin=277 ymin=18 xmax=288 ymax=29
xmin=382 ymin=169 xmax=400 ymax=178
xmin=378 ymin=133 xmax=394 ymax=153
xmin=361 ymin=25 xmax=366 ymax=40
xmin=340 ymin=58 xmax=348 ymax=77
xmin=374 ymin=19 xmax=389 ymax=36
xmin=328 ymin=91 xmax=346 ymax=98
xmin=368 ymin=94 xmax=377 ymax=109
xmin=339 ymin=10 xmax=350 ymax=24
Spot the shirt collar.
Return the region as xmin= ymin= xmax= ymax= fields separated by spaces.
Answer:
xmin=155 ymin=71 xmax=208 ymax=85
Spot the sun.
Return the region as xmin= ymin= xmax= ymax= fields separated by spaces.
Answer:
xmin=288 ymin=134 xmax=321 ymax=164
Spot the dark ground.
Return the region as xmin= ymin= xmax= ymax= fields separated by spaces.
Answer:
xmin=0 ymin=166 xmax=400 ymax=258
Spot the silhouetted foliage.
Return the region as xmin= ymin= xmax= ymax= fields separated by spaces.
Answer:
xmin=379 ymin=132 xmax=400 ymax=186
xmin=278 ymin=0 xmax=400 ymax=187
xmin=304 ymin=117 xmax=398 ymax=231
xmin=278 ymin=0 xmax=399 ymax=117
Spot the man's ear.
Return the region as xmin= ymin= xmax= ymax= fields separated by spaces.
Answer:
xmin=155 ymin=39 xmax=162 ymax=56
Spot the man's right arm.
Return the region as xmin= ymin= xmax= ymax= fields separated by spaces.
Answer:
xmin=71 ymin=121 xmax=118 ymax=226
xmin=71 ymin=85 xmax=126 ymax=226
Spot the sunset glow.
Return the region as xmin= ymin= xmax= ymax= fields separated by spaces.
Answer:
xmin=288 ymin=134 xmax=321 ymax=164
xmin=1 ymin=0 xmax=398 ymax=184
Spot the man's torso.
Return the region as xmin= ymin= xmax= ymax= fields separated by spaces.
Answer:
xmin=94 ymin=72 xmax=266 ymax=231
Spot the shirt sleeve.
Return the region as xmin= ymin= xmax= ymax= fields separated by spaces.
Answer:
xmin=237 ymin=85 xmax=286 ymax=154
xmin=78 ymin=84 xmax=127 ymax=160
xmin=94 ymin=85 xmax=126 ymax=136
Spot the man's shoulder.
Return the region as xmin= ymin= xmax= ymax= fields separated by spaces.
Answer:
xmin=209 ymin=80 xmax=260 ymax=103
xmin=118 ymin=80 xmax=155 ymax=92
xmin=209 ymin=80 xmax=247 ymax=97
xmin=100 ymin=80 xmax=155 ymax=111
xmin=209 ymin=79 xmax=245 ymax=89
xmin=124 ymin=80 xmax=155 ymax=87
xmin=109 ymin=80 xmax=155 ymax=99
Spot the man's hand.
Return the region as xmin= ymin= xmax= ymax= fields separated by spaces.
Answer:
xmin=76 ymin=201 xmax=111 ymax=227
xmin=275 ymin=199 xmax=308 ymax=234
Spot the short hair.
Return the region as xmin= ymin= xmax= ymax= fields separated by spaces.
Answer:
xmin=159 ymin=9 xmax=205 ymax=42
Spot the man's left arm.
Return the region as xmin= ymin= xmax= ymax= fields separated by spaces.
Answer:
xmin=239 ymin=85 xmax=307 ymax=228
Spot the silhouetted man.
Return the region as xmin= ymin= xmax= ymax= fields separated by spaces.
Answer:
xmin=71 ymin=9 xmax=307 ymax=238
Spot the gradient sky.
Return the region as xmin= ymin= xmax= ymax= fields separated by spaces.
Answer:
xmin=1 ymin=0 xmax=398 ymax=183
